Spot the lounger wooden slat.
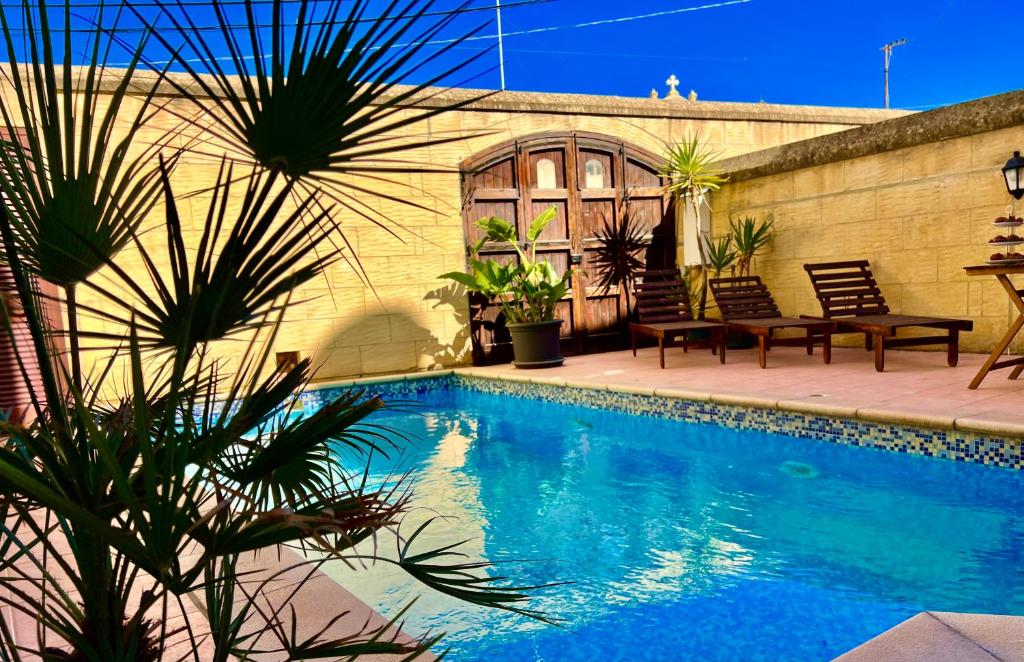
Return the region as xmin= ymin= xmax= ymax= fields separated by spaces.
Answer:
xmin=709 ymin=275 xmax=834 ymax=369
xmin=803 ymin=260 xmax=973 ymax=371
xmin=629 ymin=269 xmax=728 ymax=369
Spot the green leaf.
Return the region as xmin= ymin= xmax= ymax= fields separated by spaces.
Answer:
xmin=133 ymin=0 xmax=494 ymax=238
xmin=526 ymin=205 xmax=557 ymax=243
xmin=440 ymin=271 xmax=481 ymax=292
xmin=0 ymin=0 xmax=169 ymax=288
xmin=475 ymin=216 xmax=517 ymax=243
xmin=660 ymin=133 xmax=728 ymax=199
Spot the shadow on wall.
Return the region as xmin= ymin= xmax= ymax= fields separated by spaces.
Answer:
xmin=310 ymin=283 xmax=472 ymax=379
xmin=423 ymin=283 xmax=473 ymax=366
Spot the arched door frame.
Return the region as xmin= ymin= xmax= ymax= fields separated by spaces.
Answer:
xmin=460 ymin=131 xmax=674 ymax=364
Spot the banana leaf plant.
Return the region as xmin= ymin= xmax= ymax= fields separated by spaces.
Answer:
xmin=0 ymin=1 xmax=555 ymax=660
xmin=441 ymin=206 xmax=572 ymax=324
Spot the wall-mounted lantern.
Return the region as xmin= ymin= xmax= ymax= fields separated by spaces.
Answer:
xmin=1003 ymin=151 xmax=1024 ymax=199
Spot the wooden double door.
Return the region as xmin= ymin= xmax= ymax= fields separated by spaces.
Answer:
xmin=460 ymin=131 xmax=674 ymax=364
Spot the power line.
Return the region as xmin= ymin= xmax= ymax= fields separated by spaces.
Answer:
xmin=0 ymin=0 xmax=554 ymax=32
xmin=0 ymin=0 xmax=544 ymax=10
xmin=97 ymin=0 xmax=752 ymax=68
xmin=435 ymin=0 xmax=753 ymax=45
xmin=450 ymin=44 xmax=751 ymax=63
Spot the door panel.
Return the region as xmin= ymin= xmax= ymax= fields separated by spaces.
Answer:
xmin=527 ymin=149 xmax=566 ymax=189
xmin=530 ymin=200 xmax=569 ymax=242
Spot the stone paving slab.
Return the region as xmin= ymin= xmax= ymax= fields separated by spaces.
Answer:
xmin=837 ymin=612 xmax=1024 ymax=661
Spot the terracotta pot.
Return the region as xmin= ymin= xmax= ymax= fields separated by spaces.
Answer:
xmin=507 ymin=319 xmax=564 ymax=368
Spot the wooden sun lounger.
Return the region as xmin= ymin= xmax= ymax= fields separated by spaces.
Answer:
xmin=629 ymin=269 xmax=727 ymax=369
xmin=803 ymin=260 xmax=973 ymax=372
xmin=709 ymin=275 xmax=834 ymax=369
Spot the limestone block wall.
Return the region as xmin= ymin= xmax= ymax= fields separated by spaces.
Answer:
xmin=46 ymin=74 xmax=898 ymax=382
xmin=710 ymin=90 xmax=1024 ymax=354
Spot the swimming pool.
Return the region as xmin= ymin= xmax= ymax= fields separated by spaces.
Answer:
xmin=315 ymin=379 xmax=1024 ymax=661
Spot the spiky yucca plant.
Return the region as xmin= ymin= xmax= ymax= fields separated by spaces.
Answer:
xmin=730 ymin=214 xmax=775 ymax=277
xmin=0 ymin=1 xmax=552 ymax=660
xmin=705 ymin=233 xmax=737 ymax=279
xmin=660 ymin=134 xmax=727 ymax=319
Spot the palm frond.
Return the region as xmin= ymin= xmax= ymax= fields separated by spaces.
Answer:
xmin=705 ymin=233 xmax=737 ymax=277
xmin=729 ymin=214 xmax=774 ymax=276
xmin=0 ymin=2 xmax=558 ymax=657
xmin=81 ymin=159 xmax=344 ymax=350
xmin=132 ymin=0 xmax=492 ymax=232
xmin=660 ymin=133 xmax=727 ymax=198
xmin=0 ymin=0 xmax=173 ymax=289
xmin=393 ymin=518 xmax=567 ymax=625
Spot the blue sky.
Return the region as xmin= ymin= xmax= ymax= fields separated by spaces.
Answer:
xmin=425 ymin=0 xmax=1014 ymax=110
xmin=9 ymin=0 xmax=1012 ymax=112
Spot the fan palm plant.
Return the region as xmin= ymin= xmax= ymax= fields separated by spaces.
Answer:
xmin=0 ymin=0 xmax=174 ymax=392
xmin=134 ymin=0 xmax=491 ymax=246
xmin=660 ymin=134 xmax=727 ymax=319
xmin=0 ymin=1 xmax=554 ymax=660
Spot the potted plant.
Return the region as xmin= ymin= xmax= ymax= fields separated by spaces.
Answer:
xmin=730 ymin=215 xmax=775 ymax=276
xmin=661 ymin=134 xmax=728 ymax=319
xmin=443 ymin=206 xmax=571 ymax=368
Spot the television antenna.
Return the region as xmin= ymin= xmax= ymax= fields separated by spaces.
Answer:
xmin=881 ymin=38 xmax=907 ymax=109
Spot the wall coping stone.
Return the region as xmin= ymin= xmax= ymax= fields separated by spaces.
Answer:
xmin=42 ymin=65 xmax=906 ymax=126
xmin=716 ymin=88 xmax=1024 ymax=182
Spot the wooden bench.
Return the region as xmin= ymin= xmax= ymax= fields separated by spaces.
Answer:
xmin=710 ymin=275 xmax=834 ymax=369
xmin=803 ymin=260 xmax=973 ymax=372
xmin=629 ymin=269 xmax=727 ymax=369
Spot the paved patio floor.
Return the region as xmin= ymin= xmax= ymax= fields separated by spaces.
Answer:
xmin=457 ymin=346 xmax=1024 ymax=436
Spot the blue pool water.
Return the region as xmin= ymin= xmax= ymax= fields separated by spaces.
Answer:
xmin=318 ymin=385 xmax=1024 ymax=661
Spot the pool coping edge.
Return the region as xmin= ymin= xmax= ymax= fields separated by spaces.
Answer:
xmin=309 ymin=368 xmax=1024 ymax=440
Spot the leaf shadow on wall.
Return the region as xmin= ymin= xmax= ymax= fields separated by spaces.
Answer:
xmin=314 ymin=285 xmax=472 ymax=377
xmin=422 ymin=283 xmax=473 ymax=368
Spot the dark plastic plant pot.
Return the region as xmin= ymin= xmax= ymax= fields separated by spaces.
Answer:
xmin=507 ymin=319 xmax=565 ymax=368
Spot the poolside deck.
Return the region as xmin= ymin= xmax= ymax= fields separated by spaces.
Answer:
xmin=457 ymin=346 xmax=1024 ymax=437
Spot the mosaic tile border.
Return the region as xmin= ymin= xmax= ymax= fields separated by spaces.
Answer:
xmin=305 ymin=372 xmax=1024 ymax=470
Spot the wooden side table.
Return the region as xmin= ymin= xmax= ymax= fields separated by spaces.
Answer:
xmin=964 ymin=264 xmax=1024 ymax=388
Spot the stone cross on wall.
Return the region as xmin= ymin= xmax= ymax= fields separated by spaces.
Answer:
xmin=665 ymin=74 xmax=681 ymax=98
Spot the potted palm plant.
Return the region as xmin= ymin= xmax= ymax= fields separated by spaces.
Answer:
xmin=443 ymin=207 xmax=571 ymax=368
xmin=661 ymin=134 xmax=728 ymax=319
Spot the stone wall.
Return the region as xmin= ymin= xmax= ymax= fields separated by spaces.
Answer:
xmin=710 ymin=90 xmax=1024 ymax=353
xmin=54 ymin=72 xmax=900 ymax=381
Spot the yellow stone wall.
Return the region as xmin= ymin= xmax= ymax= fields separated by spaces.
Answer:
xmin=60 ymin=85 xmax=891 ymax=382
xmin=711 ymin=124 xmax=1024 ymax=353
